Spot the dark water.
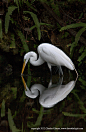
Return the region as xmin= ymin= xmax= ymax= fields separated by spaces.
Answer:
xmin=0 ymin=52 xmax=86 ymax=132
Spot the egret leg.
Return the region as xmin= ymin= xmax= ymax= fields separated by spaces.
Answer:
xmin=48 ymin=76 xmax=52 ymax=88
xmin=50 ymin=67 xmax=52 ymax=77
xmin=57 ymin=66 xmax=63 ymax=76
xmin=47 ymin=63 xmax=63 ymax=76
xmin=51 ymin=66 xmax=63 ymax=76
xmin=51 ymin=66 xmax=58 ymax=75
xmin=68 ymin=69 xmax=71 ymax=81
xmin=47 ymin=63 xmax=52 ymax=77
xmin=58 ymin=76 xmax=63 ymax=85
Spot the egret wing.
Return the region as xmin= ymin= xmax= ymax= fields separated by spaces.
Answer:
xmin=48 ymin=46 xmax=75 ymax=70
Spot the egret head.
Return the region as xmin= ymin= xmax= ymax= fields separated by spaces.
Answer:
xmin=21 ymin=52 xmax=37 ymax=75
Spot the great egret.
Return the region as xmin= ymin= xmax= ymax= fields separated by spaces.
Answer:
xmin=22 ymin=76 xmax=76 ymax=108
xmin=21 ymin=43 xmax=78 ymax=76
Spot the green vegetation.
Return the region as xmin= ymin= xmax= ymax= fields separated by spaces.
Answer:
xmin=5 ymin=6 xmax=18 ymax=34
xmin=23 ymin=11 xmax=42 ymax=40
xmin=0 ymin=0 xmax=86 ymax=131
xmin=1 ymin=99 xmax=5 ymax=117
xmin=0 ymin=19 xmax=2 ymax=39
xmin=1 ymin=0 xmax=86 ymax=68
xmin=17 ymin=30 xmax=29 ymax=52
xmin=60 ymin=23 xmax=86 ymax=65
xmin=8 ymin=108 xmax=21 ymax=132
xmin=27 ymin=106 xmax=44 ymax=128
xmin=1 ymin=100 xmax=20 ymax=132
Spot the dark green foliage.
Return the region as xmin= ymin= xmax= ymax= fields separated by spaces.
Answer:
xmin=0 ymin=1 xmax=86 ymax=131
xmin=0 ymin=19 xmax=2 ymax=39
xmin=78 ymin=77 xmax=86 ymax=87
xmin=60 ymin=23 xmax=86 ymax=31
xmin=67 ymin=0 xmax=86 ymax=3
xmin=60 ymin=22 xmax=86 ymax=64
xmin=73 ymin=92 xmax=86 ymax=115
xmin=10 ymin=34 xmax=16 ymax=48
xmin=24 ymin=1 xmax=37 ymax=12
xmin=23 ymin=11 xmax=41 ymax=40
xmin=63 ymin=112 xmax=86 ymax=117
xmin=17 ymin=30 xmax=29 ymax=52
xmin=23 ymin=11 xmax=52 ymax=40
xmin=63 ymin=90 xmax=86 ymax=120
xmin=78 ymin=48 xmax=86 ymax=63
xmin=3 ymin=1 xmax=51 ymax=54
xmin=27 ymin=106 xmax=44 ymax=128
xmin=1 ymin=99 xmax=5 ymax=117
xmin=40 ymin=0 xmax=60 ymax=16
xmin=5 ymin=6 xmax=17 ymax=34
xmin=8 ymin=108 xmax=20 ymax=132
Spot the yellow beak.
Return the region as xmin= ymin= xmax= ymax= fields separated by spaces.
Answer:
xmin=21 ymin=76 xmax=26 ymax=90
xmin=21 ymin=60 xmax=25 ymax=75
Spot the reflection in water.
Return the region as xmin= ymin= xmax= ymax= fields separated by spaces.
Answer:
xmin=22 ymin=76 xmax=77 ymax=108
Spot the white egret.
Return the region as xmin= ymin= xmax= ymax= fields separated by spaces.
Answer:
xmin=21 ymin=43 xmax=78 ymax=76
xmin=22 ymin=76 xmax=76 ymax=108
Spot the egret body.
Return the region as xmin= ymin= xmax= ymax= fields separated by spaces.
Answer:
xmin=21 ymin=43 xmax=78 ymax=76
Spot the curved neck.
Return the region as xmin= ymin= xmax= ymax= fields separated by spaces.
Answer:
xmin=30 ymin=56 xmax=44 ymax=66
xmin=26 ymin=52 xmax=44 ymax=66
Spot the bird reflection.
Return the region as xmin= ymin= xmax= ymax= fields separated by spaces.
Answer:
xmin=22 ymin=76 xmax=77 ymax=108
